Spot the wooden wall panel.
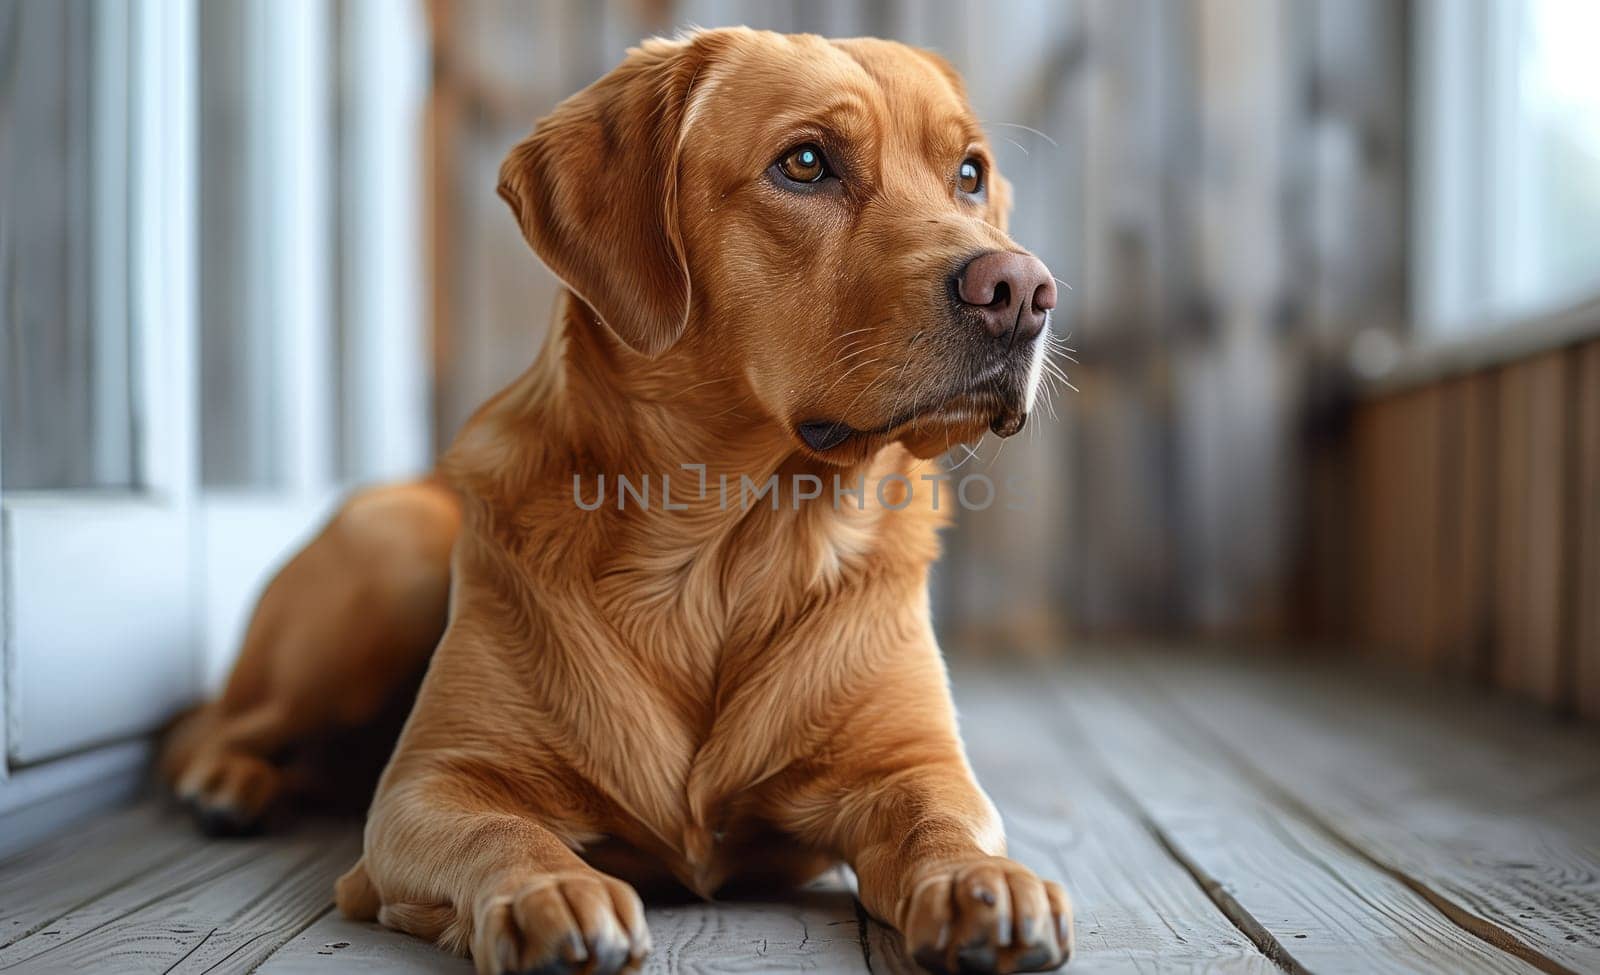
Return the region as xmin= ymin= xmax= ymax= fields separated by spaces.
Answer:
xmin=1575 ymin=344 xmax=1600 ymax=719
xmin=1433 ymin=375 xmax=1496 ymax=680
xmin=1491 ymin=364 xmax=1529 ymax=693
xmin=1492 ymin=353 xmax=1568 ymax=706
xmin=1352 ymin=399 xmax=1397 ymax=655
xmin=1403 ymin=389 xmax=1444 ymax=669
xmin=1342 ymin=337 xmax=1597 ymax=715
xmin=1354 ymin=390 xmax=1441 ymax=667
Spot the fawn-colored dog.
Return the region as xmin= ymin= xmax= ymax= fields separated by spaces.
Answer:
xmin=163 ymin=27 xmax=1069 ymax=975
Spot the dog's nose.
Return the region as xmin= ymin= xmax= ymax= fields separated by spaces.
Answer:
xmin=955 ymin=251 xmax=1056 ymax=343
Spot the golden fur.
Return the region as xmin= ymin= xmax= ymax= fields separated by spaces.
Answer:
xmin=163 ymin=27 xmax=1070 ymax=975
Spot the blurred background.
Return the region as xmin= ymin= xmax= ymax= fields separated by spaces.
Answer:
xmin=2 ymin=0 xmax=1598 ymax=795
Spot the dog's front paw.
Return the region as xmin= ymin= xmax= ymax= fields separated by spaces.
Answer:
xmin=473 ymin=873 xmax=650 ymax=975
xmin=902 ymin=857 xmax=1073 ymax=974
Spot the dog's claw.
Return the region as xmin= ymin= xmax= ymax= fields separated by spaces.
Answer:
xmin=184 ymin=798 xmax=262 ymax=838
xmin=472 ymin=873 xmax=649 ymax=975
xmin=904 ymin=857 xmax=1072 ymax=973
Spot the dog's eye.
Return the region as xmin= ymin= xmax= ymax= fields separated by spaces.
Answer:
xmin=777 ymin=144 xmax=831 ymax=184
xmin=958 ymin=158 xmax=984 ymax=195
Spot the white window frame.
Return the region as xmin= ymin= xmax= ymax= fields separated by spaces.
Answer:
xmin=1 ymin=0 xmax=428 ymax=849
xmin=198 ymin=0 xmax=429 ymax=690
xmin=3 ymin=0 xmax=199 ymax=770
xmin=1412 ymin=0 xmax=1600 ymax=342
xmin=1413 ymin=0 xmax=1520 ymax=336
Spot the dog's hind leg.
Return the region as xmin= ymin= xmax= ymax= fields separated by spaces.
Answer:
xmin=161 ymin=479 xmax=461 ymax=834
xmin=165 ymin=702 xmax=296 ymax=834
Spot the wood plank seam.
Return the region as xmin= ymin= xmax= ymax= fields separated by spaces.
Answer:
xmin=1473 ymin=373 xmax=1501 ymax=685
xmin=1557 ymin=351 xmax=1583 ymax=716
xmin=237 ymin=905 xmax=338 ymax=975
xmin=945 ymin=673 xmax=1280 ymax=973
xmin=163 ymin=925 xmax=218 ymax=974
xmin=1039 ymin=681 xmax=1308 ymax=975
xmin=0 ymin=856 xmax=176 ymax=953
xmin=0 ymin=843 xmax=280 ymax=970
xmin=28 ymin=830 xmax=358 ymax=974
xmin=1122 ymin=661 xmax=1583 ymax=975
xmin=0 ymin=809 xmax=194 ymax=951
xmin=212 ymin=834 xmax=358 ymax=973
xmin=1135 ymin=807 xmax=1309 ymax=975
xmin=213 ymin=918 xmax=328 ymax=975
xmin=205 ymin=926 xmax=289 ymax=975
xmin=218 ymin=847 xmax=342 ymax=975
xmin=225 ymin=844 xmax=331 ymax=923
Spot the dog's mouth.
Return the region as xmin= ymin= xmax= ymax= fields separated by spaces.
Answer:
xmin=797 ymin=373 xmax=1028 ymax=454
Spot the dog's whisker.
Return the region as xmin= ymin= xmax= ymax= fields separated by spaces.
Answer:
xmin=984 ymin=119 xmax=1060 ymax=148
xmin=814 ymin=355 xmax=885 ymax=406
xmin=831 ymin=338 xmax=899 ymax=365
xmin=827 ymin=326 xmax=877 ymax=349
xmin=838 ymin=364 xmax=900 ymax=423
xmin=989 ymin=430 xmax=1010 ymax=468
xmin=674 ymin=375 xmax=731 ymax=398
xmin=852 ymin=343 xmax=922 ymax=430
xmin=946 ymin=442 xmax=981 ymax=473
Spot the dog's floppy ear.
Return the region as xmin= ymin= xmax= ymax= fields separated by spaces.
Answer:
xmin=498 ymin=36 xmax=710 ymax=357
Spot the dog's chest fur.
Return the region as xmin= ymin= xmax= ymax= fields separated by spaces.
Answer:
xmin=463 ymin=446 xmax=941 ymax=894
xmin=440 ymin=330 xmax=949 ymax=893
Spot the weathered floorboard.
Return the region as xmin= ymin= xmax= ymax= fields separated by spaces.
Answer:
xmin=1061 ymin=665 xmax=1544 ymax=975
xmin=1125 ymin=650 xmax=1600 ymax=975
xmin=921 ymin=673 xmax=1279 ymax=975
xmin=258 ymin=873 xmax=868 ymax=974
xmin=0 ymin=823 xmax=357 ymax=974
xmin=639 ymin=883 xmax=868 ymax=974
xmin=257 ymin=909 xmax=475 ymax=975
xmin=4 ymin=652 xmax=1595 ymax=974
xmin=0 ymin=803 xmax=192 ymax=951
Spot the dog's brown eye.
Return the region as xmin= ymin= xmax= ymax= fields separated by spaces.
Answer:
xmin=958 ymin=158 xmax=984 ymax=194
xmin=778 ymin=144 xmax=830 ymax=183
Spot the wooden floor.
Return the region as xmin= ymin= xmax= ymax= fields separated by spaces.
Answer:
xmin=2 ymin=649 xmax=1598 ymax=974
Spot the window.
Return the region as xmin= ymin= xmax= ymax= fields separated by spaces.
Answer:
xmin=1413 ymin=0 xmax=1600 ymax=335
xmin=2 ymin=0 xmax=199 ymax=770
xmin=190 ymin=0 xmax=431 ymax=692
xmin=1 ymin=0 xmax=136 ymax=492
xmin=0 ymin=0 xmax=427 ymax=829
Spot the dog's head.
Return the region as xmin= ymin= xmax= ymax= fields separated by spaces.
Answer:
xmin=500 ymin=28 xmax=1056 ymax=461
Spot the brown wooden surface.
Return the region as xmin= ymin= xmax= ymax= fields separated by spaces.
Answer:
xmin=1352 ymin=396 xmax=1397 ymax=658
xmin=1354 ymin=389 xmax=1444 ymax=668
xmin=1434 ymin=373 xmax=1497 ymax=680
xmin=1346 ymin=334 xmax=1598 ymax=713
xmin=3 ymin=652 xmax=1598 ymax=974
xmin=1124 ymin=649 xmax=1600 ymax=974
xmin=1493 ymin=353 xmax=1568 ymax=705
xmin=1576 ymin=343 xmax=1600 ymax=719
xmin=1062 ymin=669 xmax=1543 ymax=975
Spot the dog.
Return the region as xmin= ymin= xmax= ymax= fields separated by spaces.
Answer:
xmin=162 ymin=27 xmax=1069 ymax=975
